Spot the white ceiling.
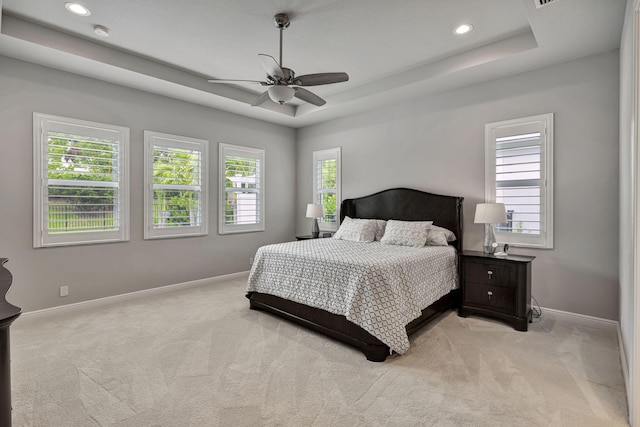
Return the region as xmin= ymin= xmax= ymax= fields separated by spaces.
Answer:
xmin=0 ymin=0 xmax=626 ymax=128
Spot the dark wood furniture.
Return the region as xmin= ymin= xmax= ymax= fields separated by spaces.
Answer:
xmin=458 ymin=250 xmax=534 ymax=331
xmin=296 ymin=233 xmax=333 ymax=240
xmin=248 ymin=188 xmax=464 ymax=361
xmin=295 ymin=235 xmax=316 ymax=240
xmin=0 ymin=259 xmax=21 ymax=427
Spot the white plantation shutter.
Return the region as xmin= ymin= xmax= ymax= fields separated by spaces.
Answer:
xmin=313 ymin=148 xmax=341 ymax=231
xmin=144 ymin=131 xmax=208 ymax=239
xmin=219 ymin=143 xmax=265 ymax=234
xmin=485 ymin=113 xmax=553 ymax=248
xmin=496 ymin=132 xmax=542 ymax=234
xmin=46 ymin=137 xmax=120 ymax=232
xmin=33 ymin=113 xmax=129 ymax=247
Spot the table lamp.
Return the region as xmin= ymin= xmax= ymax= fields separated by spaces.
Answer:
xmin=306 ymin=203 xmax=324 ymax=238
xmin=474 ymin=203 xmax=507 ymax=254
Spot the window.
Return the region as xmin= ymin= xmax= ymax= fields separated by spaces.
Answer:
xmin=144 ymin=131 xmax=208 ymax=239
xmin=312 ymin=148 xmax=341 ymax=231
xmin=485 ymin=113 xmax=554 ymax=248
xmin=219 ymin=143 xmax=264 ymax=234
xmin=33 ymin=113 xmax=129 ymax=247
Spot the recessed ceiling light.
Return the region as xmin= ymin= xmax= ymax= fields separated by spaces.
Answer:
xmin=65 ymin=3 xmax=91 ymax=17
xmin=454 ymin=24 xmax=473 ymax=35
xmin=93 ymin=25 xmax=110 ymax=38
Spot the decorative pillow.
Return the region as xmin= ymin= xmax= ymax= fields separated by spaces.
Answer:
xmin=373 ymin=219 xmax=387 ymax=241
xmin=380 ymin=220 xmax=433 ymax=248
xmin=333 ymin=216 xmax=376 ymax=243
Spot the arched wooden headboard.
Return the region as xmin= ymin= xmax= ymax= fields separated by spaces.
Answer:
xmin=340 ymin=187 xmax=464 ymax=252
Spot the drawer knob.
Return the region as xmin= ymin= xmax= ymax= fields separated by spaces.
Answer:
xmin=487 ymin=291 xmax=493 ymax=300
xmin=487 ymin=270 xmax=493 ymax=279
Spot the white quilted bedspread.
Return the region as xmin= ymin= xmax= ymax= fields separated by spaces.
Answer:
xmin=247 ymin=238 xmax=458 ymax=354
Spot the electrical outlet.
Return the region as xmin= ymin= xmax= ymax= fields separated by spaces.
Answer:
xmin=60 ymin=286 xmax=69 ymax=297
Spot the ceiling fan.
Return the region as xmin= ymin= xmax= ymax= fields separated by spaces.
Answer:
xmin=207 ymin=13 xmax=349 ymax=107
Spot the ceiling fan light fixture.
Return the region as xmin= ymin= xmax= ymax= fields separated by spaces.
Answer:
xmin=268 ymin=85 xmax=295 ymax=104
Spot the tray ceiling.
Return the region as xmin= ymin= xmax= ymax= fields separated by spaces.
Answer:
xmin=0 ymin=0 xmax=626 ymax=128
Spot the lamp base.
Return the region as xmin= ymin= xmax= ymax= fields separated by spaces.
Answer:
xmin=311 ymin=219 xmax=319 ymax=238
xmin=482 ymin=223 xmax=497 ymax=254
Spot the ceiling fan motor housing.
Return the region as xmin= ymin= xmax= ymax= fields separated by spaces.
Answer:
xmin=281 ymin=68 xmax=294 ymax=83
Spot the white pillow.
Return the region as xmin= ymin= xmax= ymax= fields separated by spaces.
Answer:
xmin=380 ymin=220 xmax=433 ymax=248
xmin=333 ymin=217 xmax=376 ymax=243
xmin=425 ymin=225 xmax=457 ymax=246
xmin=430 ymin=225 xmax=456 ymax=242
xmin=425 ymin=229 xmax=449 ymax=246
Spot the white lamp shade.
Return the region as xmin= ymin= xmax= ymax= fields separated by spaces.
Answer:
xmin=474 ymin=203 xmax=507 ymax=224
xmin=306 ymin=203 xmax=324 ymax=218
xmin=268 ymin=86 xmax=295 ymax=104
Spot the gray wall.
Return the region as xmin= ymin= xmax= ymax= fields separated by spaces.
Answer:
xmin=0 ymin=56 xmax=296 ymax=312
xmin=619 ymin=0 xmax=635 ymax=402
xmin=0 ymin=47 xmax=622 ymax=321
xmin=296 ymin=50 xmax=620 ymax=320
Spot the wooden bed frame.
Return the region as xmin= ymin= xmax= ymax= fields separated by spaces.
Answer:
xmin=247 ymin=188 xmax=464 ymax=361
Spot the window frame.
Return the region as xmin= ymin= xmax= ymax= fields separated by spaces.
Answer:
xmin=33 ymin=113 xmax=130 ymax=248
xmin=485 ymin=113 xmax=554 ymax=249
xmin=143 ymin=131 xmax=208 ymax=239
xmin=312 ymin=147 xmax=341 ymax=232
xmin=218 ymin=143 xmax=265 ymax=235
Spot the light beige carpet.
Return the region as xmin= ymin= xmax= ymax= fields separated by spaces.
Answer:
xmin=10 ymin=276 xmax=628 ymax=426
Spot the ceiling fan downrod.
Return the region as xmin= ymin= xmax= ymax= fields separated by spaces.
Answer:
xmin=273 ymin=13 xmax=290 ymax=67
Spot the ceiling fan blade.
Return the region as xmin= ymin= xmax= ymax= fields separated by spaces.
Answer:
xmin=251 ymin=90 xmax=272 ymax=107
xmin=294 ymin=72 xmax=349 ymax=86
xmin=208 ymin=79 xmax=269 ymax=86
xmin=258 ymin=54 xmax=285 ymax=79
xmin=293 ymin=87 xmax=326 ymax=106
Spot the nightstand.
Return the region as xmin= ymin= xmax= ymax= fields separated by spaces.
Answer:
xmin=296 ymin=235 xmax=317 ymax=240
xmin=458 ymin=250 xmax=535 ymax=331
xmin=296 ymin=233 xmax=333 ymax=240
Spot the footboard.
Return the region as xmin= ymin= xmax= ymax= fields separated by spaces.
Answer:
xmin=247 ymin=289 xmax=460 ymax=362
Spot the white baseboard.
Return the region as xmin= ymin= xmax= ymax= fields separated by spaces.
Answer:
xmin=15 ymin=271 xmax=250 ymax=325
xmin=617 ymin=323 xmax=631 ymax=414
xmin=539 ymin=306 xmax=618 ymax=329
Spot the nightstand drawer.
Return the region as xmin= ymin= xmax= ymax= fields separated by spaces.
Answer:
xmin=465 ymin=261 xmax=515 ymax=288
xmin=464 ymin=282 xmax=515 ymax=314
